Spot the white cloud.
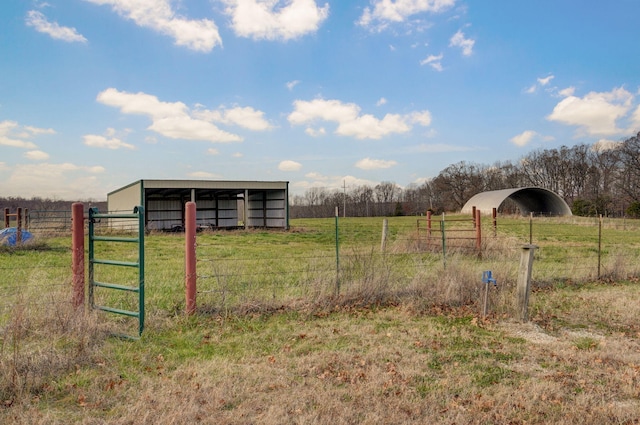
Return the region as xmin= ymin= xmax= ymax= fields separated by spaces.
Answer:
xmin=188 ymin=171 xmax=222 ymax=179
xmin=84 ymin=0 xmax=221 ymax=52
xmin=592 ymin=138 xmax=621 ymax=152
xmin=96 ymin=88 xmax=243 ymax=143
xmin=449 ymin=30 xmax=474 ymax=56
xmin=292 ymin=173 xmax=378 ymax=193
xmin=83 ymin=134 xmax=135 ymax=150
xmin=0 ymin=120 xmax=42 ymax=149
xmin=631 ymin=105 xmax=640 ymax=130
xmin=355 ymin=158 xmax=398 ymax=170
xmin=278 ymin=160 xmax=302 ymax=171
xmin=376 ymin=97 xmax=387 ymax=106
xmin=526 ymin=75 xmax=555 ymax=94
xmin=5 ymin=162 xmax=105 ymax=199
xmin=24 ymin=150 xmax=50 ymax=161
xmin=193 ymin=106 xmax=273 ymax=131
xmin=232 ymin=152 xmax=244 ymax=158
xmin=410 ymin=111 xmax=432 ymax=126
xmin=288 ymin=98 xmax=431 ymax=140
xmin=538 ymin=75 xmax=554 ymax=86
xmin=510 ymin=130 xmax=538 ymax=147
xmin=286 ymin=80 xmax=300 ymax=91
xmin=224 ymin=0 xmax=329 ymax=41
xmin=420 ymin=53 xmax=443 ymax=71
xmin=547 ymin=87 xmax=634 ymax=136
xmin=358 ymin=0 xmax=456 ymax=29
xmin=25 ymin=10 xmax=88 ymax=43
xmin=305 ymin=127 xmax=326 ymax=137
xmin=558 ymin=86 xmax=576 ymax=97
xmin=206 ymin=148 xmax=220 ymax=155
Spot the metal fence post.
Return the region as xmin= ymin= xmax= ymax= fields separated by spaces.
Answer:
xmin=72 ymin=203 xmax=85 ymax=309
xmin=517 ymin=244 xmax=538 ymax=322
xmin=185 ymin=202 xmax=197 ymax=315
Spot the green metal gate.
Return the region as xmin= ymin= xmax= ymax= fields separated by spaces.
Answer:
xmin=88 ymin=206 xmax=145 ymax=338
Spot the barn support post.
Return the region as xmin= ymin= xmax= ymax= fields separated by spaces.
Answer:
xmin=516 ymin=244 xmax=538 ymax=322
xmin=185 ymin=202 xmax=197 ymax=315
xmin=16 ymin=208 xmax=22 ymax=244
xmin=71 ymin=203 xmax=85 ymax=309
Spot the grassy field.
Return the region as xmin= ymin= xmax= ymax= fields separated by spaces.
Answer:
xmin=1 ymin=215 xmax=640 ymax=424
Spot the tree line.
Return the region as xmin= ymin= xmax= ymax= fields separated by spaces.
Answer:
xmin=291 ymin=131 xmax=640 ymax=218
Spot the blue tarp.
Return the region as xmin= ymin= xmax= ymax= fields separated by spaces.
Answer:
xmin=0 ymin=227 xmax=34 ymax=246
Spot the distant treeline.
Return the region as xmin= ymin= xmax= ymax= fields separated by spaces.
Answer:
xmin=291 ymin=131 xmax=640 ymax=219
xmin=0 ymin=197 xmax=107 ymax=215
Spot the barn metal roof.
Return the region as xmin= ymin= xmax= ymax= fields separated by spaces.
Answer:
xmin=108 ymin=179 xmax=289 ymax=196
xmin=461 ymin=187 xmax=572 ymax=216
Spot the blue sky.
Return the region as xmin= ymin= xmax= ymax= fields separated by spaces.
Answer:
xmin=2 ymin=0 xmax=640 ymax=200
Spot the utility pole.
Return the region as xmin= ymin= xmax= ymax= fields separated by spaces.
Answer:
xmin=343 ymin=180 xmax=347 ymax=218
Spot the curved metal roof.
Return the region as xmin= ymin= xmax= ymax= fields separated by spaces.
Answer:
xmin=461 ymin=187 xmax=572 ymax=216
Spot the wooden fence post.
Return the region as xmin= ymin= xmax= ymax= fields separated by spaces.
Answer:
xmin=492 ymin=207 xmax=497 ymax=237
xmin=185 ymin=202 xmax=197 ymax=315
xmin=517 ymin=244 xmax=538 ymax=322
xmin=71 ymin=203 xmax=85 ymax=309
xmin=380 ymin=218 xmax=388 ymax=252
xmin=475 ymin=209 xmax=481 ymax=252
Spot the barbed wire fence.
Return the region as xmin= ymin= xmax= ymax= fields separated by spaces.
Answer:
xmin=2 ymin=206 xmax=640 ymax=328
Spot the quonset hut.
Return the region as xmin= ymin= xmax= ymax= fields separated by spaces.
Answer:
xmin=461 ymin=187 xmax=572 ymax=216
xmin=107 ymin=179 xmax=289 ymax=230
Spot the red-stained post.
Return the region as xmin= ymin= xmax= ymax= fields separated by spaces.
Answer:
xmin=71 ymin=203 xmax=85 ymax=309
xmin=472 ymin=206 xmax=477 ymax=228
xmin=475 ymin=209 xmax=482 ymax=252
xmin=185 ymin=201 xmax=197 ymax=315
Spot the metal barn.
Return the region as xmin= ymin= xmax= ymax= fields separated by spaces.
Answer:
xmin=107 ymin=180 xmax=289 ymax=230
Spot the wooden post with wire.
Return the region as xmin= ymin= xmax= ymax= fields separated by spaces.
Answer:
xmin=517 ymin=244 xmax=538 ymax=322
xmin=185 ymin=202 xmax=197 ymax=315
xmin=71 ymin=203 xmax=85 ymax=309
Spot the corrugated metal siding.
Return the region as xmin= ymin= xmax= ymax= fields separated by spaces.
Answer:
xmin=147 ymin=199 xmax=182 ymax=230
xmin=107 ymin=181 xmax=142 ymax=229
xmin=247 ymin=190 xmax=286 ymax=227
xmin=107 ymin=181 xmax=141 ymax=213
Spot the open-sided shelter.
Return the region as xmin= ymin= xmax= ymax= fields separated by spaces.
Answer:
xmin=461 ymin=187 xmax=572 ymax=216
xmin=107 ymin=180 xmax=289 ymax=230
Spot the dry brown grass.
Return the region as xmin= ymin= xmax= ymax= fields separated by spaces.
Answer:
xmin=3 ymin=280 xmax=640 ymax=424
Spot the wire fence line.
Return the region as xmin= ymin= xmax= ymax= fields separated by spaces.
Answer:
xmin=2 ymin=214 xmax=640 ymax=326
